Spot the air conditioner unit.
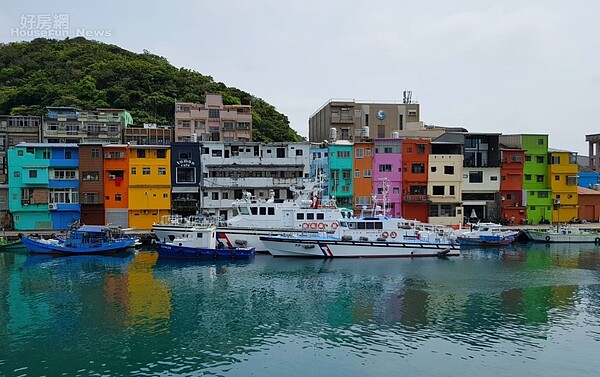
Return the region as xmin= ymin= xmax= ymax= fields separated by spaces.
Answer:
xmin=48 ymin=203 xmax=57 ymax=210
xmin=553 ymin=199 xmax=561 ymax=205
xmin=108 ymin=174 xmax=116 ymax=180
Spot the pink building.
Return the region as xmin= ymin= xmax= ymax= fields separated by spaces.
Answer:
xmin=372 ymin=139 xmax=403 ymax=217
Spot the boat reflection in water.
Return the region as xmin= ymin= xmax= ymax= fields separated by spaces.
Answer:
xmin=1 ymin=247 xmax=600 ymax=376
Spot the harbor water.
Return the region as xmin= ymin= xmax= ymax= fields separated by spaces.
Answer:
xmin=1 ymin=243 xmax=600 ymax=376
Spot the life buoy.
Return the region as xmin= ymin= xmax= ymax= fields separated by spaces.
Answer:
xmin=390 ymin=231 xmax=397 ymax=239
xmin=595 ymin=237 xmax=600 ymax=244
xmin=302 ymin=222 xmax=310 ymax=229
xmin=318 ymin=222 xmax=326 ymax=230
xmin=381 ymin=231 xmax=389 ymax=238
xmin=545 ymin=236 xmax=551 ymax=242
xmin=331 ymin=222 xmax=339 ymax=229
xmin=310 ymin=222 xmax=318 ymax=230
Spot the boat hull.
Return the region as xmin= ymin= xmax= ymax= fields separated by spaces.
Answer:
xmin=524 ymin=230 xmax=600 ymax=243
xmin=0 ymin=240 xmax=26 ymax=252
xmin=20 ymin=235 xmax=135 ymax=255
xmin=260 ymin=236 xmax=460 ymax=258
xmin=456 ymin=235 xmax=516 ymax=246
xmin=156 ymin=242 xmax=255 ymax=259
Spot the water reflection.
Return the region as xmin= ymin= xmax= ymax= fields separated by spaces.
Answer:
xmin=0 ymin=247 xmax=600 ymax=376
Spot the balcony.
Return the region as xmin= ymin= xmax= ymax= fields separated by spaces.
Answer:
xmin=403 ymin=194 xmax=430 ymax=203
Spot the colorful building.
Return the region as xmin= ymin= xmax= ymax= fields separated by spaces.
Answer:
xmin=500 ymin=147 xmax=526 ymax=224
xmin=328 ymin=141 xmax=354 ymax=209
xmin=500 ymin=134 xmax=551 ymax=224
xmin=8 ymin=143 xmax=79 ymax=230
xmin=128 ymin=145 xmax=171 ymax=230
xmin=170 ymin=142 xmax=202 ymax=217
xmin=428 ymin=138 xmax=464 ymax=227
xmin=104 ymin=145 xmax=130 ymax=228
xmin=372 ymin=138 xmax=402 ymax=217
xmin=401 ymin=139 xmax=430 ymax=222
xmin=352 ymin=140 xmax=374 ymax=215
xmin=79 ymin=144 xmax=105 ymax=225
xmin=577 ymin=186 xmax=600 ymax=221
xmin=548 ymin=149 xmax=579 ymax=223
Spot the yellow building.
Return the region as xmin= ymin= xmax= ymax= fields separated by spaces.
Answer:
xmin=548 ymin=149 xmax=578 ymax=223
xmin=128 ymin=145 xmax=171 ymax=230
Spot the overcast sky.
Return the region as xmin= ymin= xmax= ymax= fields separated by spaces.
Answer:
xmin=2 ymin=0 xmax=599 ymax=155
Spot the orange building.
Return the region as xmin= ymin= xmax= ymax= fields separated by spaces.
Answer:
xmin=577 ymin=187 xmax=600 ymax=222
xmin=500 ymin=148 xmax=526 ymax=224
xmin=104 ymin=145 xmax=130 ymax=227
xmin=401 ymin=139 xmax=430 ymax=222
xmin=352 ymin=141 xmax=374 ymax=215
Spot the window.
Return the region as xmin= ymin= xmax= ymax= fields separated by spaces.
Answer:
xmin=536 ymin=175 xmax=544 ymax=182
xmin=209 ymin=109 xmax=220 ymax=118
xmin=510 ymin=155 xmax=522 ymax=162
xmin=555 ymin=175 xmax=560 ymax=181
xmin=13 ymin=171 xmax=20 ymax=177
xmin=182 ymin=120 xmax=190 ymax=128
xmin=449 ymin=186 xmax=455 ymax=195
xmin=551 ymin=156 xmax=560 ymax=164
xmin=29 ymin=170 xmax=37 ymax=178
xmin=212 ymin=150 xmax=222 ymax=157
xmin=131 ymin=167 xmax=136 ymax=175
xmin=163 ymin=193 xmax=168 ymax=198
xmin=338 ymin=151 xmax=350 ymax=158
xmin=432 ymin=186 xmax=445 ymax=195
xmin=410 ymin=186 xmax=427 ymax=195
xmin=158 ymin=168 xmax=167 ymax=175
xmin=407 ymin=147 xmax=413 ymax=153
xmin=342 ymin=170 xmax=351 ymax=180
xmin=176 ymin=167 xmax=195 ymax=183
xmin=525 ymin=155 xmax=531 ymax=161
xmin=179 ymin=151 xmax=191 ymax=159
xmin=83 ymin=172 xmax=99 ymax=181
xmin=490 ymin=176 xmax=498 ymax=181
xmin=538 ymin=191 xmax=549 ymax=198
xmin=538 ymin=138 xmax=544 ymax=145
xmin=65 ymin=151 xmax=72 ymax=159
xmin=212 ymin=192 xmax=219 ymax=200
xmin=537 ymin=156 xmax=544 ymax=163
xmin=431 ymin=166 xmax=437 ymax=172
xmin=412 ymin=164 xmax=425 ymax=173
xmin=137 ymin=149 xmax=146 ymax=158
xmin=469 ymin=171 xmax=483 ymax=183
xmin=379 ymin=164 xmax=392 ymax=172
xmin=355 ymin=148 xmax=364 ymax=158
xmin=296 ymin=149 xmax=303 ymax=156
xmin=567 ymin=176 xmax=577 ymax=185
xmin=91 ymin=148 xmax=100 ymax=158
xmin=53 ymin=170 xmax=76 ymax=180
xmin=366 ymin=148 xmax=372 ymax=156
xmin=525 ymin=174 xmax=531 ymax=181
xmin=354 ymin=170 xmax=360 ymax=178
xmin=363 ymin=169 xmax=372 ymax=177
xmin=115 ymin=194 xmax=121 ymax=201
xmin=48 ymin=188 xmax=79 ymax=204
xmin=142 ymin=167 xmax=151 ymax=175
xmin=417 ymin=144 xmax=426 ymax=154
xmin=157 ymin=149 xmax=166 ymax=158
xmin=18 ymin=150 xmax=23 ymax=156
xmin=393 ymin=187 xmax=399 ymax=194
xmin=82 ymin=193 xmax=99 ymax=204
xmin=444 ymin=166 xmax=454 ymax=174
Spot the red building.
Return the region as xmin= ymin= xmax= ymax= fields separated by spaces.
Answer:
xmin=500 ymin=148 xmax=527 ymax=224
xmin=401 ymin=139 xmax=430 ymax=222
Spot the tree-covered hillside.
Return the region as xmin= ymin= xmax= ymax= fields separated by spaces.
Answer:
xmin=0 ymin=37 xmax=301 ymax=142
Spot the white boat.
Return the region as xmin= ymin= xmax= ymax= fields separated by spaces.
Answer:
xmin=523 ymin=225 xmax=600 ymax=243
xmin=152 ymin=180 xmax=350 ymax=252
xmin=456 ymin=222 xmax=519 ymax=246
xmin=260 ymin=215 xmax=459 ymax=258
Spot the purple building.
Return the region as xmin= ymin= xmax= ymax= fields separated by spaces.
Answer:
xmin=372 ymin=139 xmax=403 ymax=218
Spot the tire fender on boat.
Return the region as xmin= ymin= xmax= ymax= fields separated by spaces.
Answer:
xmin=545 ymin=236 xmax=551 ymax=242
xmin=595 ymin=237 xmax=600 ymax=244
xmin=390 ymin=231 xmax=397 ymax=239
xmin=331 ymin=222 xmax=339 ymax=229
xmin=381 ymin=231 xmax=389 ymax=238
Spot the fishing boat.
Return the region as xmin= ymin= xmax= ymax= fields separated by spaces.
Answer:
xmin=20 ymin=225 xmax=137 ymax=255
xmin=156 ymin=223 xmax=255 ymax=259
xmin=522 ymin=225 xmax=600 ymax=243
xmin=455 ymin=222 xmax=519 ymax=246
xmin=0 ymin=237 xmax=25 ymax=252
xmin=152 ymin=180 xmax=349 ymax=253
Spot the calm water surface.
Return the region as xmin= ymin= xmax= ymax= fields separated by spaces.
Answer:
xmin=1 ymin=243 xmax=600 ymax=376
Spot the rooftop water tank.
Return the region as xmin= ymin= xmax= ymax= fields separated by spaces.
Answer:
xmin=329 ymin=128 xmax=337 ymax=141
xmin=391 ymin=131 xmax=400 ymax=138
xmin=361 ymin=126 xmax=370 ymax=138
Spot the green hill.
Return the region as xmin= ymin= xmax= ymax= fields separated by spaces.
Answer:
xmin=0 ymin=37 xmax=301 ymax=143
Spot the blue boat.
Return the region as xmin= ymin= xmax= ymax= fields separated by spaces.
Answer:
xmin=20 ymin=225 xmax=136 ymax=255
xmin=456 ymin=222 xmax=518 ymax=246
xmin=156 ymin=225 xmax=255 ymax=260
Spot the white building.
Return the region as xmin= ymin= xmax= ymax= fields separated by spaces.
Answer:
xmin=199 ymin=141 xmax=311 ymax=219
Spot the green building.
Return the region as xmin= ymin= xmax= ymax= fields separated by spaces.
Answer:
xmin=327 ymin=141 xmax=354 ymax=209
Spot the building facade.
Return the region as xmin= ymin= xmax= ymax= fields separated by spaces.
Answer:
xmin=548 ymin=149 xmax=579 ymax=223
xmin=43 ymin=107 xmax=131 ymax=144
xmin=500 ymin=148 xmax=526 ymax=224
xmin=309 ymin=98 xmax=420 ymax=143
xmin=123 ymin=124 xmax=172 ymax=145
xmin=352 ymin=140 xmax=374 ymax=214
xmin=327 ymin=141 xmax=354 ymax=209
xmin=79 ymin=144 xmax=105 ymax=225
xmin=428 ymin=137 xmax=464 ymax=227
xmin=170 ymin=142 xmax=202 ymax=217
xmin=200 ymin=142 xmax=310 ymax=219
xmin=372 ymin=138 xmax=402 ymax=217
xmin=0 ymin=115 xmax=42 ymax=184
xmin=104 ymin=145 xmax=130 ymax=228
xmin=175 ymin=94 xmax=252 ymax=143
xmin=128 ymin=145 xmax=171 ymax=230
xmin=401 ymin=139 xmax=430 ymax=222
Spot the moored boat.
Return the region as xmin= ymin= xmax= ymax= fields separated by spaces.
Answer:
xmin=456 ymin=222 xmax=518 ymax=246
xmin=0 ymin=237 xmax=25 ymax=252
xmin=20 ymin=225 xmax=136 ymax=255
xmin=522 ymin=225 xmax=600 ymax=243
xmin=156 ymin=224 xmax=255 ymax=259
